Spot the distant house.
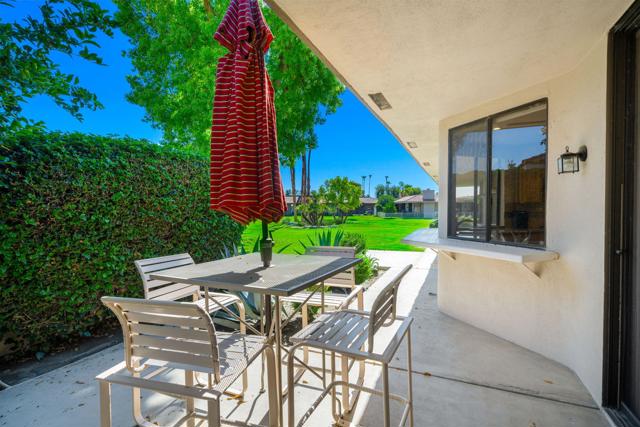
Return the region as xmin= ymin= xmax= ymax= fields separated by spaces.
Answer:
xmin=394 ymin=189 xmax=438 ymax=219
xmin=353 ymin=197 xmax=378 ymax=215
xmin=283 ymin=195 xmax=378 ymax=215
xmin=284 ymin=196 xmax=295 ymax=215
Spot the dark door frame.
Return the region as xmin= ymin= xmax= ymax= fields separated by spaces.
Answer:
xmin=604 ymin=1 xmax=640 ymax=426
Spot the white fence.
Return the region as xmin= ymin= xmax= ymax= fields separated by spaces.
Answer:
xmin=377 ymin=212 xmax=437 ymax=219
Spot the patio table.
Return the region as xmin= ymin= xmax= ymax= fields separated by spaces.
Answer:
xmin=149 ymin=252 xmax=361 ymax=426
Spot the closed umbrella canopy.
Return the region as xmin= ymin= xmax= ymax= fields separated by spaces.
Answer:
xmin=210 ymin=0 xmax=286 ymax=225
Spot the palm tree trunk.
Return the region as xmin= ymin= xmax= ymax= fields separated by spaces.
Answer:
xmin=290 ymin=166 xmax=297 ymax=221
xmin=300 ymin=153 xmax=307 ymax=202
xmin=306 ymin=149 xmax=311 ymax=196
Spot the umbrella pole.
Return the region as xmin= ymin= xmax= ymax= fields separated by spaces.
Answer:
xmin=260 ymin=220 xmax=273 ymax=268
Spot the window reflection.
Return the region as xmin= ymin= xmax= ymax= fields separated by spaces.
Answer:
xmin=450 ymin=120 xmax=487 ymax=240
xmin=490 ymin=101 xmax=546 ymax=246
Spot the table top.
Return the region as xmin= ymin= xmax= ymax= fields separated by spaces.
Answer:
xmin=149 ymin=253 xmax=361 ymax=297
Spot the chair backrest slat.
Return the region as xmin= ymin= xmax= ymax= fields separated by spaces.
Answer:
xmin=101 ymin=296 xmax=220 ymax=379
xmin=135 ymin=253 xmax=193 ymax=270
xmin=130 ymin=347 xmax=213 ymax=370
xmin=135 ymin=254 xmax=198 ymax=301
xmin=133 ymin=335 xmax=213 ymax=356
xmin=324 ymin=273 xmax=355 ymax=288
xmin=144 ymin=279 xmax=174 ymax=290
xmin=130 ymin=322 xmax=211 ymax=342
xmin=305 ymin=246 xmax=356 ymax=289
xmin=123 ymin=311 xmax=205 ymax=328
xmin=147 ymin=284 xmax=199 ymax=302
xmin=367 ymin=264 xmax=412 ymax=350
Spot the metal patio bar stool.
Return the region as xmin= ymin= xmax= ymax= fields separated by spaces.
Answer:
xmin=280 ymin=247 xmax=363 ymax=318
xmin=280 ymin=246 xmax=364 ymax=386
xmin=286 ymin=264 xmax=414 ymax=427
xmin=96 ymin=297 xmax=278 ymax=427
xmin=135 ymin=253 xmax=256 ymax=396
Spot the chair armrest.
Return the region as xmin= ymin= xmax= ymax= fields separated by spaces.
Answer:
xmin=338 ymin=285 xmax=364 ymax=310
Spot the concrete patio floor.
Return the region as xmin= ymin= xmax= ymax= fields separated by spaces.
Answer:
xmin=0 ymin=250 xmax=609 ymax=427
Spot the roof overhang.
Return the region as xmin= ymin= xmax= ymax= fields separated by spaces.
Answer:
xmin=267 ymin=0 xmax=632 ymax=182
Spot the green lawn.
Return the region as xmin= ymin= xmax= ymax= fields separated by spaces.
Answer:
xmin=242 ymin=215 xmax=433 ymax=254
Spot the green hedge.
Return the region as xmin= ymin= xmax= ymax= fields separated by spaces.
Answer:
xmin=0 ymin=132 xmax=243 ymax=359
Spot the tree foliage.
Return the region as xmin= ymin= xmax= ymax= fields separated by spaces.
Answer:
xmin=113 ymin=0 xmax=222 ymax=149
xmin=375 ymin=182 xmax=422 ymax=198
xmin=323 ymin=176 xmax=362 ymax=224
xmin=0 ymin=0 xmax=116 ymax=135
xmin=297 ymin=189 xmax=326 ymax=226
xmin=114 ymin=0 xmax=344 ymax=159
xmin=397 ymin=182 xmax=422 ymax=197
xmin=377 ymin=194 xmax=397 ymax=213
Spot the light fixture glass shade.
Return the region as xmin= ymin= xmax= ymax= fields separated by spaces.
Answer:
xmin=557 ymin=146 xmax=587 ymax=174
xmin=558 ymin=154 xmax=577 ymax=173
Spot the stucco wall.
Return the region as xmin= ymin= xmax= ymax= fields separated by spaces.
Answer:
xmin=423 ymin=201 xmax=437 ymax=219
xmin=437 ymin=35 xmax=608 ymax=404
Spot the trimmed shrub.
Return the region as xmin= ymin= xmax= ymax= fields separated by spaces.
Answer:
xmin=341 ymin=232 xmax=367 ymax=255
xmin=341 ymin=232 xmax=378 ymax=284
xmin=0 ymin=132 xmax=243 ymax=359
xmin=354 ymin=253 xmax=379 ymax=285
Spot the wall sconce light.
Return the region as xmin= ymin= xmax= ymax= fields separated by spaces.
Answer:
xmin=557 ymin=146 xmax=588 ymax=174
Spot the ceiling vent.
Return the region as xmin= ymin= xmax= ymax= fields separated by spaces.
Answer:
xmin=406 ymin=141 xmax=418 ymax=149
xmin=368 ymin=92 xmax=392 ymax=110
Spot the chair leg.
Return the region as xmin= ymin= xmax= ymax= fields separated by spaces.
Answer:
xmin=260 ymin=294 xmax=266 ymax=393
xmin=302 ymin=303 xmax=309 ymax=368
xmin=287 ymin=343 xmax=304 ymax=427
xmin=131 ymin=360 xmax=155 ymax=427
xmin=207 ymin=399 xmax=221 ymax=427
xmin=406 ymin=328 xmax=414 ymax=427
xmin=291 ymin=303 xmax=309 ymax=385
xmin=353 ymin=291 xmax=367 ymax=409
xmin=131 ymin=384 xmax=156 ymax=426
xmin=99 ymin=382 xmax=112 ymax=427
xmin=185 ymin=370 xmax=195 ymax=427
xmin=237 ymin=301 xmax=248 ymax=398
xmin=330 ymin=352 xmax=340 ymax=424
xmin=357 ymin=288 xmax=364 ymax=311
xmin=341 ymin=355 xmax=350 ymax=413
xmin=263 ymin=345 xmax=279 ymax=427
xmin=382 ymin=362 xmax=391 ymax=427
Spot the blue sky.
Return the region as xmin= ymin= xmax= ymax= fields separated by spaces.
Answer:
xmin=8 ymin=0 xmax=437 ymax=194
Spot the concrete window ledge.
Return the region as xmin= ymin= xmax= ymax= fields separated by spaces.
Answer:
xmin=403 ymin=229 xmax=558 ymax=278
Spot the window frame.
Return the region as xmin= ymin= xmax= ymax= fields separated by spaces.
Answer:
xmin=447 ymin=98 xmax=549 ymax=249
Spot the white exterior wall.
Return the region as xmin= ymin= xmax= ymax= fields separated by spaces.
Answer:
xmin=423 ymin=201 xmax=437 ymax=219
xmin=437 ymin=36 xmax=608 ymax=404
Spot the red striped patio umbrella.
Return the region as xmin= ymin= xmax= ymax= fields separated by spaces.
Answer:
xmin=210 ymin=0 xmax=286 ymax=266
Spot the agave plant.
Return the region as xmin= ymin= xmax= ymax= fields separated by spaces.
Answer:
xmin=295 ymin=229 xmax=344 ymax=254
